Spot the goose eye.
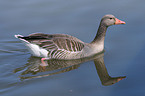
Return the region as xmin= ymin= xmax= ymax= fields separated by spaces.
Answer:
xmin=110 ymin=18 xmax=113 ymax=20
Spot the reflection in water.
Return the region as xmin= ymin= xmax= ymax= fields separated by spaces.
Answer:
xmin=14 ymin=52 xmax=126 ymax=86
xmin=94 ymin=57 xmax=126 ymax=86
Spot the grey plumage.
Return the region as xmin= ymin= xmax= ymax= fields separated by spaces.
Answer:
xmin=16 ymin=33 xmax=86 ymax=59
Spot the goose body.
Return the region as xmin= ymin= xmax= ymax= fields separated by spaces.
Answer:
xmin=15 ymin=14 xmax=125 ymax=60
xmin=15 ymin=33 xmax=101 ymax=59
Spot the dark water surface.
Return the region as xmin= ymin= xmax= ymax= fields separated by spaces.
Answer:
xmin=0 ymin=0 xmax=145 ymax=96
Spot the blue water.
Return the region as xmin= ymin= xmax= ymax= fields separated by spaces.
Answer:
xmin=0 ymin=0 xmax=145 ymax=96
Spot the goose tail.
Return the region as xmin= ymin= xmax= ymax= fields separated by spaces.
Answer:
xmin=14 ymin=34 xmax=29 ymax=43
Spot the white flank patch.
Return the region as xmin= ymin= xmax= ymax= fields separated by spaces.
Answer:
xmin=25 ymin=43 xmax=48 ymax=57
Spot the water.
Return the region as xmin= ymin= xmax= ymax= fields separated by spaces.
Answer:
xmin=0 ymin=0 xmax=145 ymax=96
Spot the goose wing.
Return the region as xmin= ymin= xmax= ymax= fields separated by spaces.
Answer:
xmin=21 ymin=33 xmax=85 ymax=52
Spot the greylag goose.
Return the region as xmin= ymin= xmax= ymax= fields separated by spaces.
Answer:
xmin=15 ymin=14 xmax=125 ymax=60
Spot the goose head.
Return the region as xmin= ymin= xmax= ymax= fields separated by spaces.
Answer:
xmin=101 ymin=14 xmax=126 ymax=27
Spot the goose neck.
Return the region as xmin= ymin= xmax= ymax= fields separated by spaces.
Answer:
xmin=91 ymin=23 xmax=108 ymax=44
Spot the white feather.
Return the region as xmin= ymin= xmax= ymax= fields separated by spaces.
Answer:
xmin=15 ymin=34 xmax=48 ymax=57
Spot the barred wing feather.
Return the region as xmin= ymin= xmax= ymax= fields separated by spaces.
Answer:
xmin=24 ymin=33 xmax=85 ymax=59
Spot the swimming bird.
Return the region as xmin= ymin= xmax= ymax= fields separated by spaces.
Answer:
xmin=15 ymin=14 xmax=125 ymax=61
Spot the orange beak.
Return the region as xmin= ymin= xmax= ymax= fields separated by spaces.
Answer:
xmin=115 ymin=18 xmax=126 ymax=25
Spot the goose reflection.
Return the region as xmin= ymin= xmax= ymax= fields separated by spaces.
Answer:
xmin=14 ymin=52 xmax=126 ymax=86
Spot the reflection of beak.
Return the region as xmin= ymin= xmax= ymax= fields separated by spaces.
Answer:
xmin=115 ymin=18 xmax=126 ymax=25
xmin=117 ymin=76 xmax=126 ymax=82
